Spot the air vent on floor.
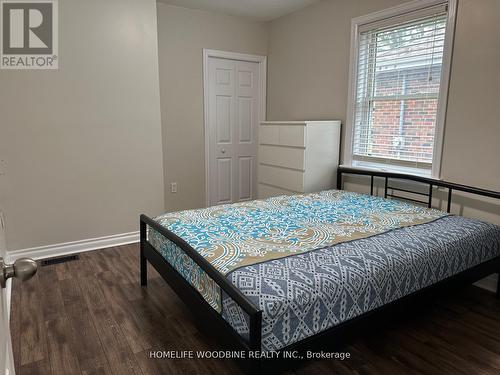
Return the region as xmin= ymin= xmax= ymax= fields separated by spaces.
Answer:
xmin=41 ymin=254 xmax=79 ymax=266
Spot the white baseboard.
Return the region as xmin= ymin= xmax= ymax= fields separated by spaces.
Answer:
xmin=474 ymin=274 xmax=498 ymax=293
xmin=8 ymin=231 xmax=139 ymax=261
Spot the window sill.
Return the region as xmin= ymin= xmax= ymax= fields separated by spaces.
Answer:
xmin=343 ymin=161 xmax=440 ymax=180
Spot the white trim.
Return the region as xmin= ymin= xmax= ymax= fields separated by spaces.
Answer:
xmin=353 ymin=0 xmax=449 ymax=27
xmin=7 ymin=231 xmax=139 ymax=261
xmin=431 ymin=0 xmax=457 ymax=178
xmin=350 ymin=161 xmax=432 ymax=178
xmin=2 ymin=239 xmax=13 ymax=375
xmin=343 ymin=14 xmax=359 ymax=168
xmin=5 ymin=279 xmax=11 ymax=323
xmin=203 ymin=49 xmax=267 ymax=207
xmin=4 ymin=242 xmax=12 ymax=319
xmin=343 ymin=0 xmax=457 ymax=179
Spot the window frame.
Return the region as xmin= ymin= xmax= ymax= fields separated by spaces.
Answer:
xmin=344 ymin=0 xmax=457 ymax=178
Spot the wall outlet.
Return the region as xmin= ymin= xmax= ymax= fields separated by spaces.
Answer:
xmin=171 ymin=182 xmax=178 ymax=193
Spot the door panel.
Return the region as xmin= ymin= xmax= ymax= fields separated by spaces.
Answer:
xmin=238 ymin=157 xmax=252 ymax=201
xmin=0 ymin=210 xmax=14 ymax=375
xmin=216 ymin=68 xmax=231 ymax=85
xmin=238 ymin=97 xmax=253 ymax=143
xmin=216 ymin=96 xmax=232 ymax=143
xmin=238 ymin=70 xmax=253 ymax=88
xmin=207 ymin=56 xmax=260 ymax=206
xmin=217 ymin=158 xmax=232 ymax=204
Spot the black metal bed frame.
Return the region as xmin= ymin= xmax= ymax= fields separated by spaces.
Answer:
xmin=140 ymin=166 xmax=500 ymax=373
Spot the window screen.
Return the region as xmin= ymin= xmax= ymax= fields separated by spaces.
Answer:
xmin=352 ymin=8 xmax=448 ymax=172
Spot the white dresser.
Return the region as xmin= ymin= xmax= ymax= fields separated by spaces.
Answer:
xmin=258 ymin=121 xmax=341 ymax=199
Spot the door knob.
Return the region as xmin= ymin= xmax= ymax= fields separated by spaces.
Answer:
xmin=0 ymin=257 xmax=37 ymax=288
xmin=221 ymin=149 xmax=226 ymax=154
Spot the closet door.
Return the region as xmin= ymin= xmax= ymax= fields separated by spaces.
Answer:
xmin=207 ymin=57 xmax=260 ymax=206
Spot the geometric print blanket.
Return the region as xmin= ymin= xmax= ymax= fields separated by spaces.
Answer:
xmin=221 ymin=215 xmax=500 ymax=351
xmin=149 ymin=190 xmax=447 ymax=312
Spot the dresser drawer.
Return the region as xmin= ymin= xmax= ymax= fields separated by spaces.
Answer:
xmin=259 ymin=145 xmax=305 ymax=170
xmin=259 ymin=125 xmax=279 ymax=145
xmin=278 ymin=125 xmax=305 ymax=147
xmin=258 ymin=184 xmax=297 ymax=199
xmin=259 ymin=164 xmax=305 ymax=192
xmin=259 ymin=125 xmax=306 ymax=147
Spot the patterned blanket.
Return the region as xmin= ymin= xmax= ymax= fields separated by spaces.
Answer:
xmin=149 ymin=190 xmax=447 ymax=312
xmin=222 ymin=215 xmax=500 ymax=350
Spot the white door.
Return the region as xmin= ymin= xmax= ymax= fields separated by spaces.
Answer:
xmin=206 ymin=56 xmax=261 ymax=206
xmin=0 ymin=211 xmax=15 ymax=375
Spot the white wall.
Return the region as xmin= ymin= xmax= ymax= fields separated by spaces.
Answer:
xmin=156 ymin=4 xmax=269 ymax=212
xmin=0 ymin=0 xmax=165 ymax=251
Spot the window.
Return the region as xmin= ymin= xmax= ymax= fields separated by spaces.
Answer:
xmin=345 ymin=0 xmax=456 ymax=177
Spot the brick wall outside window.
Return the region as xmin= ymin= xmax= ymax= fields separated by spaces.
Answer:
xmin=366 ymin=65 xmax=441 ymax=163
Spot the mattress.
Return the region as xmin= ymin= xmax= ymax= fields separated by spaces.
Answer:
xmin=148 ymin=190 xmax=500 ymax=351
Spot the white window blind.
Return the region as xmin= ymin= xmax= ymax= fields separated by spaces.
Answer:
xmin=351 ymin=5 xmax=449 ymax=173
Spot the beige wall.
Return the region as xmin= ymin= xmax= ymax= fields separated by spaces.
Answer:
xmin=2 ymin=0 xmax=498 ymax=251
xmin=0 ymin=0 xmax=165 ymax=250
xmin=267 ymin=0 xmax=500 ymax=224
xmin=156 ymin=4 xmax=269 ymax=212
xmin=267 ymin=0 xmax=407 ymax=122
xmin=441 ymin=0 xmax=500 ymax=190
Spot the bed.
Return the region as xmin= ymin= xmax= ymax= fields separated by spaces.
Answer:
xmin=139 ymin=167 xmax=500 ymax=372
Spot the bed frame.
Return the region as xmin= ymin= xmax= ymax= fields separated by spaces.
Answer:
xmin=140 ymin=166 xmax=500 ymax=373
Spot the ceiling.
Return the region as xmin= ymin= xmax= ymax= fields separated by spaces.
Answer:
xmin=157 ymin=0 xmax=321 ymax=22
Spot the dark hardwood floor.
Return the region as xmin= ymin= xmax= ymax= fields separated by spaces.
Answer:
xmin=10 ymin=244 xmax=500 ymax=375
